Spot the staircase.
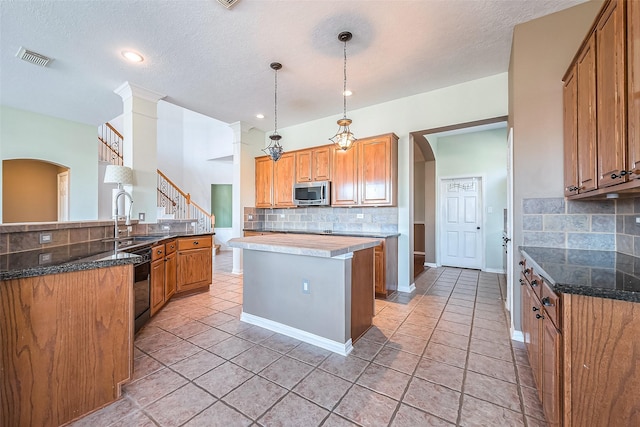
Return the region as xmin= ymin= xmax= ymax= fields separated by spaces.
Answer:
xmin=98 ymin=121 xmax=216 ymax=234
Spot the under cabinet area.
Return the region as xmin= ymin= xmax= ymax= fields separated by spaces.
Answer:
xmin=563 ymin=0 xmax=640 ymax=199
xmin=374 ymin=236 xmax=399 ymax=299
xmin=177 ymin=235 xmax=213 ymax=293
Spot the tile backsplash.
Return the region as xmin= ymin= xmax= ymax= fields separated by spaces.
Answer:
xmin=244 ymin=206 xmax=398 ymax=234
xmin=522 ymin=196 xmax=640 ymax=256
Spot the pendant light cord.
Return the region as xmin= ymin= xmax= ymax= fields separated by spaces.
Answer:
xmin=274 ymin=67 xmax=278 ymax=134
xmin=343 ymin=39 xmax=347 ymax=119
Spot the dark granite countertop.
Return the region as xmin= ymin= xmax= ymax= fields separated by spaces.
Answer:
xmin=244 ymin=229 xmax=400 ymax=239
xmin=0 ymin=232 xmax=214 ymax=281
xmin=519 ymin=246 xmax=640 ymax=303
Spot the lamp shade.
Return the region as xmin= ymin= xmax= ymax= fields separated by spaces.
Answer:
xmin=104 ymin=165 xmax=134 ymax=185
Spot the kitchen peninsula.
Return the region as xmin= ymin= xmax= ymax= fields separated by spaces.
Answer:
xmin=228 ymin=233 xmax=382 ymax=355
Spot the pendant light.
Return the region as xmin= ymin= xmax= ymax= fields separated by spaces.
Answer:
xmin=330 ymin=31 xmax=356 ymax=151
xmin=262 ymin=62 xmax=284 ymax=161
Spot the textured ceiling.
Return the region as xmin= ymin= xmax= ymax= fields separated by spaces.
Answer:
xmin=0 ymin=0 xmax=585 ymax=132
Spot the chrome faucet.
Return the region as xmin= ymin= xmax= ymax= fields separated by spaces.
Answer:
xmin=114 ymin=189 xmax=133 ymax=238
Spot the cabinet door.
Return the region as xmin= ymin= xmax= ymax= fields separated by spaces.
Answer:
xmin=274 ymin=152 xmax=295 ymax=207
xmin=359 ymin=134 xmax=398 ymax=206
xmin=374 ymin=243 xmax=386 ymax=298
xmin=628 ymin=0 xmax=640 ymax=179
xmin=255 ymin=156 xmax=274 ymax=208
xmin=150 ymin=258 xmax=165 ymax=316
xmin=597 ymin=0 xmax=627 ymax=188
xmin=296 ymin=150 xmax=312 ymax=182
xmin=576 ymin=33 xmax=598 ymax=193
xmin=564 ymin=65 xmax=579 ymax=196
xmin=165 ymin=251 xmax=177 ymax=301
xmin=524 ymin=283 xmax=543 ymax=392
xmin=177 ymin=247 xmax=212 ymax=292
xmin=331 ymin=147 xmax=359 ymax=206
xmin=542 ymin=318 xmax=562 ymax=427
xmin=313 ymin=146 xmax=332 ymax=181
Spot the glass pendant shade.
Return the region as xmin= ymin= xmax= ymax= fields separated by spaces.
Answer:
xmin=330 ymin=31 xmax=357 ymax=151
xmin=262 ymin=62 xmax=284 ymax=161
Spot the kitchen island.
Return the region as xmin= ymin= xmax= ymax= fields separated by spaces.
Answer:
xmin=228 ymin=234 xmax=382 ymax=355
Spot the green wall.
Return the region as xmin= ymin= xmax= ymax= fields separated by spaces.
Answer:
xmin=211 ymin=184 xmax=232 ymax=228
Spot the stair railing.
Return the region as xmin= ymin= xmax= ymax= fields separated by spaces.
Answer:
xmin=157 ymin=169 xmax=215 ymax=233
xmin=98 ymin=122 xmax=124 ymax=165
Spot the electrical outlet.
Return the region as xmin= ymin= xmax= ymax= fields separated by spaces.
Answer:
xmin=356 ymin=214 xmax=364 ymax=219
xmin=302 ymin=279 xmax=310 ymax=294
xmin=636 ymin=217 xmax=640 ymax=224
xmin=39 ymin=232 xmax=52 ymax=244
xmin=280 ymin=214 xmax=285 ymax=218
xmin=248 ymin=214 xmax=254 ymax=221
xmin=162 ymin=225 xmax=171 ymax=231
xmin=38 ymin=253 xmax=52 ymax=264
xmin=138 ymin=212 xmax=145 ymax=221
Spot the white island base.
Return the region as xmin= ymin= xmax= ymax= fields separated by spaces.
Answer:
xmin=229 ymin=234 xmax=381 ymax=355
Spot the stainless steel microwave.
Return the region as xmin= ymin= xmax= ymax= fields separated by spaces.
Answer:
xmin=293 ymin=181 xmax=330 ymax=206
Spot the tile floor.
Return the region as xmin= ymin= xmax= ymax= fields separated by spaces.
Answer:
xmin=70 ymin=251 xmax=547 ymax=427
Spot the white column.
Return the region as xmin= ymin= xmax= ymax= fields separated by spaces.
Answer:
xmin=230 ymin=121 xmax=264 ymax=275
xmin=114 ymin=82 xmax=165 ymax=222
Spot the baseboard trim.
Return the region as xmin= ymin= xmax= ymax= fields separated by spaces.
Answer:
xmin=240 ymin=311 xmax=353 ymax=356
xmin=398 ymin=283 xmax=416 ymax=293
xmin=484 ymin=267 xmax=506 ymax=274
xmin=232 ymin=268 xmax=243 ymax=275
xmin=425 ymin=262 xmax=438 ymax=268
xmin=511 ymin=329 xmax=524 ymax=342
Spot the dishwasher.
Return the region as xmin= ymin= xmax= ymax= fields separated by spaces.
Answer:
xmin=124 ymin=245 xmax=152 ymax=333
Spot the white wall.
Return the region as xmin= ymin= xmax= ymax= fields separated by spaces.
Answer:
xmin=433 ymin=128 xmax=508 ymax=272
xmin=273 ymin=73 xmax=508 ymax=290
xmin=0 ymin=105 xmax=98 ymax=222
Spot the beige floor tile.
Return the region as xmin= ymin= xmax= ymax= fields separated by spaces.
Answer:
xmin=372 ymin=347 xmax=420 ymax=375
xmin=198 ymin=311 xmax=237 ymax=328
xmin=319 ymin=353 xmax=370 ymax=381
xmin=236 ymin=325 xmax=276 ymax=343
xmin=467 ymin=352 xmax=517 ymax=384
xmin=334 ymin=384 xmax=399 ymax=426
xmin=258 ymin=392 xmax=329 ymax=426
xmin=423 ymin=342 xmax=468 ymax=369
xmin=108 ymin=410 xmax=156 ymax=427
xmin=322 ymin=413 xmax=360 ymax=427
xmin=356 ymin=362 xmax=412 ymax=400
xmin=386 ymin=331 xmax=429 ymax=355
xmin=402 ymin=377 xmax=460 ymax=424
xmin=187 ymin=327 xmax=233 ymax=348
xmin=207 ymin=336 xmax=255 ymax=360
xmin=165 ymin=319 xmax=212 ymax=339
xmin=521 ymin=385 xmax=546 ymax=421
xmin=413 ymin=358 xmax=465 ymax=391
xmin=469 ymin=338 xmax=513 ymax=362
xmin=124 ymin=367 xmax=188 ymax=408
xmin=194 ymin=361 xmax=253 ymax=398
xmin=460 ymin=395 xmax=525 ymax=427
xmin=293 ymin=369 xmax=352 ymax=410
xmin=67 ymin=396 xmax=138 ymax=427
xmin=144 ymin=383 xmax=216 ymax=427
xmin=260 ymin=333 xmax=302 ymax=354
xmin=464 ymin=371 xmax=521 ymax=411
xmin=231 ymin=345 xmax=281 ymax=373
xmin=170 ymin=349 xmax=225 ymax=380
xmin=350 ymin=337 xmax=384 ymax=361
xmin=135 ymin=329 xmax=183 ymax=353
xmin=434 ymin=321 xmax=471 ymax=337
xmin=259 ymin=355 xmax=314 ymax=389
xmin=222 ymin=376 xmax=287 ymax=420
xmin=131 ymin=353 xmax=164 ymax=383
xmin=430 ymin=329 xmax=470 ymax=351
xmin=183 ymin=401 xmax=252 ymax=427
xmin=149 ymin=340 xmax=202 ymax=365
xmin=390 ymin=403 xmax=455 ymax=426
xmin=287 ymin=342 xmax=332 ymax=366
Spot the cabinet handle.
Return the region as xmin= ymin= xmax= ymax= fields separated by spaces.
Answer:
xmin=532 ymin=306 xmax=539 ymax=312
xmin=531 ymin=279 xmax=538 ymax=287
xmin=518 ymin=261 xmax=524 ymax=266
xmin=542 ymin=297 xmax=553 ymax=307
xmin=566 ymin=185 xmax=579 ymax=192
xmin=519 ymin=279 xmax=525 ymax=285
xmin=193 ymin=241 xmax=199 ymax=245
xmin=524 ymin=268 xmax=530 ymax=274
xmin=611 ymin=171 xmax=628 ymax=179
xmin=535 ymin=313 xmax=544 ymax=320
xmin=157 ymin=250 xmax=163 ymax=255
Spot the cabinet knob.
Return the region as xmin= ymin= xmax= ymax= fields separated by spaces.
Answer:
xmin=532 ymin=306 xmax=539 ymax=312
xmin=193 ymin=241 xmax=199 ymax=245
xmin=157 ymin=250 xmax=163 ymax=255
xmin=524 ymin=268 xmax=530 ymax=274
xmin=518 ymin=261 xmax=524 ymax=266
xmin=542 ymin=297 xmax=553 ymax=307
xmin=611 ymin=171 xmax=628 ymax=179
xmin=531 ymin=279 xmax=538 ymax=287
xmin=519 ymin=278 xmax=525 ymax=285
xmin=566 ymin=185 xmax=579 ymax=192
xmin=535 ymin=313 xmax=544 ymax=320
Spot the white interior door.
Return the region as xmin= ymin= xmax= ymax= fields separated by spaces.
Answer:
xmin=506 ymin=128 xmax=514 ymax=313
xmin=57 ymin=171 xmax=69 ymax=221
xmin=439 ymin=177 xmax=482 ymax=269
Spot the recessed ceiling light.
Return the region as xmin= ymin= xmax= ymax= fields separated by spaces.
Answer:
xmin=256 ymin=114 xmax=265 ymax=119
xmin=343 ymin=90 xmax=353 ymax=97
xmin=121 ymin=50 xmax=144 ymax=63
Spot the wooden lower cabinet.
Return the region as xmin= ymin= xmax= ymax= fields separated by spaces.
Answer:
xmin=542 ymin=317 xmax=561 ymax=427
xmin=374 ymin=236 xmax=398 ymax=299
xmin=177 ymin=235 xmax=213 ymax=293
xmin=165 ymin=240 xmax=177 ymax=300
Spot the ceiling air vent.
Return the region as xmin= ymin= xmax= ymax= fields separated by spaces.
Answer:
xmin=16 ymin=47 xmax=52 ymax=67
xmin=217 ymin=0 xmax=239 ymax=9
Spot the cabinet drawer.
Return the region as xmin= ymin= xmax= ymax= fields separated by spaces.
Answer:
xmin=152 ymin=243 xmax=165 ymax=261
xmin=178 ymin=236 xmax=212 ymax=251
xmin=541 ymin=280 xmax=561 ymax=330
xmin=530 ymin=271 xmax=543 ymax=300
xmin=165 ymin=240 xmax=177 ymax=255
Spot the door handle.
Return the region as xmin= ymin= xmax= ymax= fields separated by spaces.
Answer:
xmin=476 ymin=226 xmax=480 ymax=230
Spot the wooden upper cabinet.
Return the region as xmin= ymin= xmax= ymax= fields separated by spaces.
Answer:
xmin=274 ymin=152 xmax=295 ymax=207
xmin=296 ymin=146 xmax=332 ymax=182
xmin=331 ymin=146 xmax=359 ymax=206
xmin=360 ymin=133 xmax=398 ymax=206
xmin=628 ymin=0 xmax=640 ymax=179
xmin=563 ymin=65 xmax=579 ymax=197
xmin=597 ymin=0 xmax=627 ymax=188
xmin=576 ymin=33 xmax=598 ymax=193
xmin=255 ymin=156 xmax=274 ymax=207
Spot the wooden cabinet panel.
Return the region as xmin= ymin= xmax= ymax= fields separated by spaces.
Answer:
xmin=331 ymin=146 xmax=359 ymax=206
xmin=274 ymin=152 xmax=295 ymax=207
xmin=374 ymin=243 xmax=385 ymax=297
xmin=568 ymin=294 xmax=640 ymax=426
xmin=165 ymin=250 xmax=177 ymax=301
xmin=296 ymin=150 xmax=313 ymax=182
xmin=576 ymin=33 xmax=598 ymax=193
xmin=359 ymin=134 xmax=397 ymax=206
xmin=177 ymin=236 xmax=212 ymax=293
xmin=629 ymin=0 xmax=640 ymax=178
xmin=150 ymin=257 xmax=165 ymax=316
xmin=563 ymin=65 xmax=579 ymax=196
xmin=542 ymin=318 xmax=562 ymax=427
xmin=523 ymin=280 xmax=543 ymax=391
xmin=255 ymin=156 xmax=274 ymax=208
xmin=313 ymin=146 xmax=332 ymax=181
xmin=597 ymin=0 xmax=627 ymax=188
